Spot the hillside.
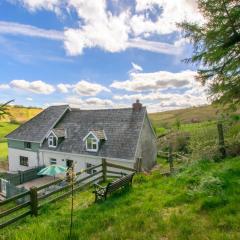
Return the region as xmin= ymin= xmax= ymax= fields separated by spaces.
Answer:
xmin=2 ymin=157 xmax=240 ymax=239
xmin=0 ymin=106 xmax=42 ymax=123
xmin=149 ymin=105 xmax=220 ymax=128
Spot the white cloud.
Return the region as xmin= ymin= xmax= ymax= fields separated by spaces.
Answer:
xmin=26 ymin=97 xmax=33 ymax=101
xmin=0 ymin=84 xmax=10 ymax=89
xmin=66 ymin=96 xmax=114 ymax=109
xmin=10 ymin=80 xmax=55 ymax=94
xmin=7 ymin=0 xmax=196 ymax=56
xmin=57 ymin=80 xmax=110 ymax=96
xmin=111 ymin=70 xmax=197 ymax=92
xmin=57 ymin=83 xmax=72 ymax=93
xmin=132 ymin=0 xmax=203 ymax=36
xmin=73 ymin=80 xmax=110 ymax=96
xmin=127 ymin=38 xmax=182 ymax=55
xmin=15 ymin=0 xmax=63 ymax=14
xmin=0 ymin=21 xmax=64 ymax=40
xmin=131 ymin=62 xmax=143 ymax=72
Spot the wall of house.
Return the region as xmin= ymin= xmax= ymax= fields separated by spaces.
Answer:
xmin=8 ymin=140 xmax=40 ymax=152
xmin=39 ymin=150 xmax=135 ymax=174
xmin=8 ymin=140 xmax=42 ymax=172
xmin=135 ymin=115 xmax=157 ymax=171
xmin=8 ymin=148 xmax=41 ymax=172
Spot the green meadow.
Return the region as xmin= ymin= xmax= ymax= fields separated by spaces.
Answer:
xmin=2 ymin=157 xmax=240 ymax=240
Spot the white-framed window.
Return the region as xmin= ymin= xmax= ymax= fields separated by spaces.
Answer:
xmin=86 ymin=135 xmax=98 ymax=152
xmin=20 ymin=156 xmax=28 ymax=166
xmin=86 ymin=163 xmax=97 ymax=174
xmin=49 ymin=158 xmax=57 ymax=165
xmin=48 ymin=135 xmax=57 ymax=148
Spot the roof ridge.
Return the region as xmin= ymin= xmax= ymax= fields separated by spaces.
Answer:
xmin=71 ymin=106 xmax=147 ymax=112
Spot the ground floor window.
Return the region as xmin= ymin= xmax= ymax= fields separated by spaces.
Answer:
xmin=86 ymin=163 xmax=97 ymax=174
xmin=20 ymin=156 xmax=28 ymax=166
xmin=49 ymin=158 xmax=57 ymax=165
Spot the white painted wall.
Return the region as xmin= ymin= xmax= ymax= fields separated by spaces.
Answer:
xmin=39 ymin=150 xmax=135 ymax=174
xmin=8 ymin=148 xmax=40 ymax=172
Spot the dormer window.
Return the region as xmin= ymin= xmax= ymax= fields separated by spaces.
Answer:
xmin=48 ymin=135 xmax=57 ymax=147
xmin=86 ymin=135 xmax=98 ymax=151
xmin=83 ymin=130 xmax=106 ymax=153
xmin=47 ymin=128 xmax=65 ymax=148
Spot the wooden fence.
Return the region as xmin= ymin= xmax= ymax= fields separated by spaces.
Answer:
xmin=0 ymin=159 xmax=135 ymax=229
xmin=1 ymin=166 xmax=45 ymax=186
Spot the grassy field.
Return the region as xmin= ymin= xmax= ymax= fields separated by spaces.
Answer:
xmin=0 ymin=122 xmax=19 ymax=162
xmin=0 ymin=106 xmax=41 ymax=123
xmin=149 ymin=105 xmax=221 ymax=128
xmin=2 ymin=157 xmax=240 ymax=239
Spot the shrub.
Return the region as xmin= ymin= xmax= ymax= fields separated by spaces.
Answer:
xmin=198 ymin=175 xmax=224 ymax=196
xmin=9 ymin=117 xmax=20 ymax=125
xmin=200 ymin=196 xmax=228 ymax=210
xmin=158 ymin=131 xmax=190 ymax=153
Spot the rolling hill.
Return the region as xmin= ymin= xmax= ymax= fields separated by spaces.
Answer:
xmin=149 ymin=105 xmax=221 ymax=128
xmin=0 ymin=106 xmax=42 ymax=123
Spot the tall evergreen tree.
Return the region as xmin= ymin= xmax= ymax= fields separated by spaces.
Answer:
xmin=180 ymin=0 xmax=240 ymax=108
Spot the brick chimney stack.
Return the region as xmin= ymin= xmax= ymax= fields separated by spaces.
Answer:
xmin=132 ymin=99 xmax=142 ymax=111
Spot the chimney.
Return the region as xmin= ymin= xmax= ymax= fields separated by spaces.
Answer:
xmin=132 ymin=99 xmax=142 ymax=111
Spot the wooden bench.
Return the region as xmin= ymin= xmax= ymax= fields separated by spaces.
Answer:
xmin=93 ymin=173 xmax=135 ymax=202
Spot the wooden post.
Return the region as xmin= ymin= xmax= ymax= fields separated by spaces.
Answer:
xmin=217 ymin=122 xmax=226 ymax=159
xmin=136 ymin=158 xmax=142 ymax=172
xmin=30 ymin=187 xmax=38 ymax=216
xmin=168 ymin=144 xmax=174 ymax=173
xmin=102 ymin=158 xmax=107 ymax=182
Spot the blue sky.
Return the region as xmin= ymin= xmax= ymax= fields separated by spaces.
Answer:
xmin=0 ymin=0 xmax=207 ymax=112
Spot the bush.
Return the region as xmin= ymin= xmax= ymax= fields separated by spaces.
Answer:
xmin=200 ymin=196 xmax=228 ymax=210
xmin=9 ymin=117 xmax=20 ymax=125
xmin=188 ymin=125 xmax=220 ymax=161
xmin=198 ymin=175 xmax=224 ymax=196
xmin=158 ymin=131 xmax=190 ymax=153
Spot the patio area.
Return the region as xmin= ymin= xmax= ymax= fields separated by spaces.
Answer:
xmin=17 ymin=176 xmax=60 ymax=190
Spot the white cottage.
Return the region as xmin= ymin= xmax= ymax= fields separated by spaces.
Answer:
xmin=6 ymin=101 xmax=157 ymax=173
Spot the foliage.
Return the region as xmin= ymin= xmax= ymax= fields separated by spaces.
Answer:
xmin=2 ymin=157 xmax=240 ymax=240
xmin=0 ymin=100 xmax=14 ymax=120
xmin=179 ymin=0 xmax=240 ymax=107
xmin=158 ymin=131 xmax=190 ymax=153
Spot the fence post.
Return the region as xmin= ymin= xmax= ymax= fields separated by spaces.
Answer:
xmin=102 ymin=158 xmax=107 ymax=182
xmin=135 ymin=158 xmax=142 ymax=172
xmin=30 ymin=187 xmax=38 ymax=216
xmin=168 ymin=144 xmax=174 ymax=173
xmin=217 ymin=122 xmax=226 ymax=159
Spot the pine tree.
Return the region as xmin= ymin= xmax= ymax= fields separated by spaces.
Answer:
xmin=180 ymin=0 xmax=240 ymax=108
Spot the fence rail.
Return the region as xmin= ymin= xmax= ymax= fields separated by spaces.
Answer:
xmin=0 ymin=159 xmax=135 ymax=229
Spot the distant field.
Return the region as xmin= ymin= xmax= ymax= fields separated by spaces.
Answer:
xmin=0 ymin=122 xmax=20 ymax=163
xmin=149 ymin=105 xmax=219 ymax=128
xmin=0 ymin=106 xmax=42 ymax=123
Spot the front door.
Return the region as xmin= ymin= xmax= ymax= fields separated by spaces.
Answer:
xmin=66 ymin=159 xmax=73 ymax=169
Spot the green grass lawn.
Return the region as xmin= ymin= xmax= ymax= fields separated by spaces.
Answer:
xmin=0 ymin=122 xmax=19 ymax=140
xmin=2 ymin=157 xmax=240 ymax=240
xmin=0 ymin=142 xmax=8 ymax=162
xmin=0 ymin=122 xmax=19 ymax=162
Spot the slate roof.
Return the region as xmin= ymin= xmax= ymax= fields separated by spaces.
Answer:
xmin=41 ymin=107 xmax=147 ymax=160
xmin=6 ymin=105 xmax=69 ymax=142
xmin=52 ymin=128 xmax=65 ymax=138
xmin=89 ymin=129 xmax=106 ymax=140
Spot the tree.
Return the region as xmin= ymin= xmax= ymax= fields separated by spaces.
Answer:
xmin=179 ymin=0 xmax=240 ymax=108
xmin=0 ymin=100 xmax=14 ymax=119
